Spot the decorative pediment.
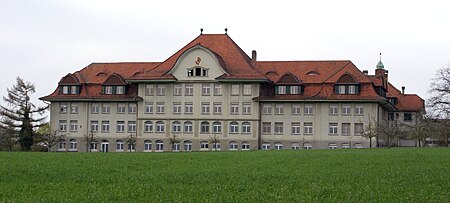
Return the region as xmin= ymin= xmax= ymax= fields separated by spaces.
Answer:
xmin=337 ymin=73 xmax=358 ymax=84
xmin=276 ymin=72 xmax=302 ymax=84
xmin=103 ymin=73 xmax=126 ymax=85
xmin=59 ymin=74 xmax=80 ymax=85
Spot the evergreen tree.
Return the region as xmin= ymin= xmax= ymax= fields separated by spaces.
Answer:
xmin=0 ymin=77 xmax=48 ymax=151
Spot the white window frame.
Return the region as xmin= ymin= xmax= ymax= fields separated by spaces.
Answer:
xmin=275 ymin=104 xmax=284 ymax=115
xmin=185 ymin=84 xmax=193 ymax=96
xmin=262 ymin=122 xmax=271 ymax=134
xmin=213 ymin=102 xmax=222 ymax=114
xmin=145 ymin=84 xmax=154 ymax=96
xmin=242 ymin=103 xmax=251 ymax=115
xmin=291 ymin=122 xmax=301 ymax=135
xmin=304 ymin=122 xmax=313 ymax=135
xmin=329 ymin=123 xmax=338 ymax=135
xmin=202 ymin=84 xmax=211 ymax=96
xmin=230 ymin=103 xmax=239 ymax=115
xmin=329 ymin=104 xmax=338 ymax=115
xmin=355 ymin=105 xmax=364 ymax=115
xmin=90 ymin=121 xmax=99 ymax=132
xmin=201 ymin=102 xmax=210 ymax=114
xmin=214 ymin=84 xmax=222 ymax=95
xmin=117 ymin=121 xmax=125 ymax=133
xmin=184 ymin=121 xmax=193 ymax=133
xmin=185 ymin=103 xmax=193 ymax=114
xmin=156 ymin=102 xmax=165 ymax=114
xmin=157 ymin=85 xmax=165 ymax=96
xmin=262 ymin=104 xmax=272 ymax=115
xmin=341 ymin=123 xmax=351 ymax=136
xmin=242 ymin=122 xmax=251 ymax=134
xmin=243 ymin=84 xmax=252 ymax=95
xmin=304 ymin=104 xmax=313 ymax=115
xmin=102 ymin=121 xmax=110 ymax=133
xmin=229 ymin=122 xmax=239 ymax=134
xmin=144 ymin=121 xmax=153 ymax=133
xmin=156 ymin=121 xmax=165 ymax=133
xmin=173 ymin=84 xmax=182 ymax=96
xmin=128 ymin=121 xmax=136 ymax=133
xmin=231 ymin=85 xmax=240 ymax=96
xmin=117 ymin=103 xmax=126 ymax=114
xmin=291 ymin=104 xmax=301 ymax=115
xmin=70 ymin=120 xmax=78 ymax=132
xmin=145 ymin=102 xmax=153 ymax=114
xmin=274 ymin=122 xmax=283 ymax=134
xmin=342 ymin=104 xmax=351 ymax=115
xmin=173 ymin=103 xmax=182 ymax=114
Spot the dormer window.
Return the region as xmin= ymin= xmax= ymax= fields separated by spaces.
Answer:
xmin=334 ymin=74 xmax=360 ymax=95
xmin=102 ymin=85 xmax=126 ymax=95
xmin=187 ymin=67 xmax=208 ymax=77
xmin=59 ymin=74 xmax=81 ymax=95
xmin=116 ymin=86 xmax=125 ymax=94
xmin=388 ymin=98 xmax=398 ymax=105
xmin=275 ymin=85 xmax=303 ymax=95
xmin=59 ymin=85 xmax=80 ymax=95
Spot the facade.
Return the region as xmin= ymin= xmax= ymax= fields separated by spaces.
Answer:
xmin=40 ymin=33 xmax=425 ymax=152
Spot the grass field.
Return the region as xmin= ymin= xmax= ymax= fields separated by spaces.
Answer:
xmin=0 ymin=148 xmax=449 ymax=202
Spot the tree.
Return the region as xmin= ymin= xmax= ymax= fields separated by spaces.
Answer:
xmin=169 ymin=134 xmax=180 ymax=152
xmin=380 ymin=116 xmax=406 ymax=148
xmin=35 ymin=124 xmax=66 ymax=152
xmin=429 ymin=64 xmax=450 ymax=118
xmin=209 ymin=134 xmax=220 ymax=151
xmin=430 ymin=119 xmax=450 ymax=147
xmin=405 ymin=115 xmax=431 ymax=147
xmin=83 ymin=130 xmax=97 ymax=152
xmin=0 ymin=118 xmax=19 ymax=151
xmin=125 ymin=134 xmax=137 ymax=152
xmin=0 ymin=77 xmax=48 ymax=151
xmin=361 ymin=116 xmax=378 ymax=148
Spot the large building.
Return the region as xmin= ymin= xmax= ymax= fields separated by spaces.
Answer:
xmin=40 ymin=33 xmax=425 ymax=152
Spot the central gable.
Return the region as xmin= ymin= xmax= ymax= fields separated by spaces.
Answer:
xmin=169 ymin=45 xmax=228 ymax=81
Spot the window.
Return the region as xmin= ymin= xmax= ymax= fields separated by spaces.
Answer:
xmin=156 ymin=140 xmax=164 ymax=151
xmin=90 ymin=121 xmax=99 ymax=132
xmin=184 ymin=121 xmax=193 ymax=133
xmin=91 ymin=103 xmax=100 ymax=114
xmin=102 ymin=103 xmax=110 ymax=114
xmin=116 ymin=86 xmax=125 ymax=95
xmin=185 ymin=84 xmax=193 ymax=96
xmin=202 ymin=84 xmax=211 ymax=96
xmin=90 ymin=141 xmax=98 ymax=151
xmin=241 ymin=142 xmax=250 ymax=150
xmin=213 ymin=122 xmax=222 ymax=133
xmin=242 ymin=102 xmax=251 ymax=115
xmin=304 ymin=104 xmax=313 ymax=115
xmin=157 ymin=85 xmax=165 ymax=95
xmin=173 ymin=84 xmax=182 ymax=96
xmin=212 ymin=142 xmax=221 ymax=151
xmin=156 ymin=102 xmax=165 ymax=114
xmin=404 ymin=113 xmax=412 ymax=122
xmin=128 ymin=121 xmax=136 ymax=133
xmin=172 ymin=121 xmax=181 ymax=133
xmin=62 ymin=86 xmax=69 ymax=94
xmin=262 ymin=143 xmax=271 ymax=150
xmin=291 ymin=122 xmax=301 ymax=135
xmin=102 ymin=121 xmax=110 ymax=132
xmin=184 ymin=141 xmax=192 ymax=151
xmin=145 ymin=84 xmax=154 ymax=96
xmin=355 ymin=123 xmax=364 ymax=136
xmin=342 ymin=104 xmax=351 ymax=115
xmin=342 ymin=123 xmax=351 ymax=136
xmin=342 ymin=143 xmax=350 ymax=149
xmin=304 ymin=122 xmax=313 ymax=135
xmin=69 ymin=139 xmax=77 ymax=151
xmin=156 ymin=121 xmax=165 ymax=133
xmin=185 ymin=102 xmax=193 ymax=114
xmin=214 ymin=84 xmax=222 ymax=95
xmin=262 ymin=122 xmax=271 ymax=134
xmin=291 ymin=104 xmax=301 ymax=115
xmin=243 ymin=84 xmax=252 ymax=95
xmin=303 ymin=143 xmax=313 ymax=150
xmin=117 ymin=121 xmax=125 ymax=133
xmin=329 ymin=123 xmax=338 ymax=135
xmin=70 ymin=103 xmax=78 ymax=114
xmin=277 ymin=86 xmax=286 ymax=94
xmin=229 ymin=141 xmax=238 ymax=150
xmin=105 ymin=86 xmax=113 ymax=94
xmin=71 ymin=86 xmax=79 ymax=94
xmin=201 ymin=122 xmax=209 ymax=133
xmin=290 ymin=86 xmax=299 ymax=94
xmin=355 ymin=105 xmax=364 ymax=115
xmin=60 ymin=103 xmax=68 ymax=113
xmin=128 ymin=103 xmax=137 ymax=114
xmin=201 ymin=102 xmax=210 ymax=114
xmin=173 ymin=102 xmax=182 ymax=114
xmin=329 ymin=143 xmax=338 ymax=149
xmin=274 ymin=122 xmax=283 ymax=134
xmin=200 ymin=141 xmax=209 ymax=150
xmin=144 ymin=140 xmax=152 ymax=151
xmin=144 ymin=121 xmax=153 ymax=132
xmin=242 ymin=122 xmax=251 ymax=134
xmin=187 ymin=67 xmax=208 ymax=77
xmin=229 ymin=122 xmax=239 ymax=133
xmin=348 ymin=85 xmax=356 ymax=94
xmin=231 ymin=85 xmax=240 ymax=95
xmin=275 ymin=104 xmax=284 ymax=115
xmin=388 ymin=113 xmax=395 ymax=121
xmin=354 ymin=143 xmax=364 ymax=149
xmin=274 ymin=143 xmax=283 ymax=150
xmin=70 ymin=120 xmax=78 ymax=132
xmin=329 ymin=104 xmax=338 ymax=115
xmin=116 ymin=140 xmax=124 ymax=151
xmin=59 ymin=120 xmax=67 ymax=132
xmin=145 ymin=103 xmax=153 ymax=114
xmin=262 ymin=104 xmax=272 ymax=115
xmin=117 ymin=103 xmax=126 ymax=114
xmin=230 ymin=102 xmax=239 ymax=115
xmin=58 ymin=139 xmax=66 ymax=150
xmin=335 ymin=85 xmax=359 ymax=95
xmin=172 ymin=143 xmax=180 ymax=152
xmin=213 ymin=102 xmax=222 ymax=114
xmin=291 ymin=143 xmax=300 ymax=150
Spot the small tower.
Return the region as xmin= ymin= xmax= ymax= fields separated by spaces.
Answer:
xmin=375 ymin=53 xmax=388 ymax=89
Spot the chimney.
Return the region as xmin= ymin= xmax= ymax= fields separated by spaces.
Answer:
xmin=362 ymin=70 xmax=368 ymax=75
xmin=251 ymin=50 xmax=257 ymax=61
xmin=401 ymin=86 xmax=405 ymax=94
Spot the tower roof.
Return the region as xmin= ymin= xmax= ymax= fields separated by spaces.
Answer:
xmin=376 ymin=53 xmax=384 ymax=69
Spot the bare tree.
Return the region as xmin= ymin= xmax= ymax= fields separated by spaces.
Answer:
xmin=169 ymin=134 xmax=180 ymax=152
xmin=209 ymin=134 xmax=220 ymax=151
xmin=380 ymin=116 xmax=405 ymax=148
xmin=125 ymin=134 xmax=137 ymax=152
xmin=405 ymin=115 xmax=431 ymax=147
xmin=430 ymin=119 xmax=450 ymax=147
xmin=83 ymin=130 xmax=97 ymax=152
xmin=361 ymin=116 xmax=378 ymax=148
xmin=429 ymin=64 xmax=450 ymax=118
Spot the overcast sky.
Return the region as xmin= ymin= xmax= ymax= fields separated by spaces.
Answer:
xmin=1 ymin=0 xmax=449 ymax=111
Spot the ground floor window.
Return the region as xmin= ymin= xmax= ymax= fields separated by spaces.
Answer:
xmin=262 ymin=143 xmax=271 ymax=150
xmin=144 ymin=140 xmax=152 ymax=151
xmin=274 ymin=143 xmax=283 ymax=150
xmin=341 ymin=143 xmax=350 ymax=149
xmin=229 ymin=141 xmax=238 ymax=150
xmin=69 ymin=139 xmax=77 ymax=151
xmin=116 ymin=140 xmax=124 ymax=151
xmin=172 ymin=143 xmax=180 ymax=152
xmin=241 ymin=142 xmax=250 ymax=150
xmin=200 ymin=141 xmax=209 ymax=150
xmin=291 ymin=142 xmax=300 ymax=150
xmin=303 ymin=143 xmax=313 ymax=150
xmin=156 ymin=140 xmax=164 ymax=151
xmin=212 ymin=142 xmax=221 ymax=151
xmin=328 ymin=143 xmax=337 ymax=149
xmin=184 ymin=141 xmax=192 ymax=151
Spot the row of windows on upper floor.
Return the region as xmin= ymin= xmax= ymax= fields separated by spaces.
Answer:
xmin=59 ymin=102 xmax=365 ymax=116
xmin=144 ymin=84 xmax=253 ymax=96
xmin=59 ymin=120 xmax=254 ymax=135
xmin=389 ymin=112 xmax=414 ymax=122
xmin=59 ymin=85 xmax=127 ymax=95
xmin=274 ymin=84 xmax=360 ymax=95
xmin=262 ymin=122 xmax=364 ymax=136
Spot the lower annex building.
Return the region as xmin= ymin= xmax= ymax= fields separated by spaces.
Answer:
xmin=40 ymin=33 xmax=425 ymax=152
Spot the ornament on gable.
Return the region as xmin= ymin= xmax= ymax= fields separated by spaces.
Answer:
xmin=195 ymin=57 xmax=202 ymax=65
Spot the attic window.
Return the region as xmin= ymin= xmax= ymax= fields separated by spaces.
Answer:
xmin=306 ymin=71 xmax=319 ymax=76
xmin=96 ymin=72 xmax=107 ymax=76
xmin=275 ymin=85 xmax=303 ymax=95
xmin=334 ymin=85 xmax=360 ymax=95
xmin=187 ymin=67 xmax=208 ymax=77
xmin=102 ymin=85 xmax=126 ymax=95
xmin=59 ymin=85 xmax=80 ymax=95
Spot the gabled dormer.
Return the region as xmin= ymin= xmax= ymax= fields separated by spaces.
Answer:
xmin=102 ymin=73 xmax=127 ymax=95
xmin=274 ymin=72 xmax=304 ymax=95
xmin=58 ymin=74 xmax=81 ymax=95
xmin=334 ymin=73 xmax=360 ymax=95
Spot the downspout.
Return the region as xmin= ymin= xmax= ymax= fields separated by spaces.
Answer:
xmin=376 ymin=106 xmax=380 ymax=148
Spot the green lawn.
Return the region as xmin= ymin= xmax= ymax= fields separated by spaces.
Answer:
xmin=0 ymin=148 xmax=449 ymax=202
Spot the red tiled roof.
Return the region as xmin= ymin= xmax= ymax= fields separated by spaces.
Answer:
xmin=129 ymin=34 xmax=267 ymax=81
xmin=387 ymin=82 xmax=425 ymax=112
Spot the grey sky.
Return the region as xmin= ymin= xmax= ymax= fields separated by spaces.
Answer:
xmin=1 ymin=0 xmax=449 ymax=111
